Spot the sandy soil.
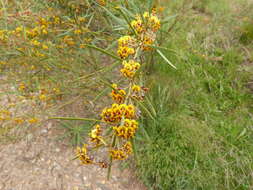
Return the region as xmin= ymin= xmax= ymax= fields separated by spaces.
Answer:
xmin=0 ymin=75 xmax=146 ymax=190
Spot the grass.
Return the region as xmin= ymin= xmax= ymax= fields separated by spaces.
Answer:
xmin=136 ymin=0 xmax=253 ymax=189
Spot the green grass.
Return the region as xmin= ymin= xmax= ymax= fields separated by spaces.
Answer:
xmin=136 ymin=0 xmax=253 ymax=189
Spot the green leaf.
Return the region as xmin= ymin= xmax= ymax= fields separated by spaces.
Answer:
xmin=132 ymin=97 xmax=156 ymax=121
xmin=161 ymin=14 xmax=178 ymax=24
xmin=101 ymin=6 xmax=127 ymax=25
xmin=50 ymin=117 xmax=101 ymax=122
xmin=156 ymin=49 xmax=177 ymax=69
xmin=85 ymin=44 xmax=122 ymax=61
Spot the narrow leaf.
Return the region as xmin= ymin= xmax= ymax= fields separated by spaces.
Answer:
xmin=85 ymin=44 xmax=122 ymax=61
xmin=156 ymin=49 xmax=177 ymax=69
xmin=50 ymin=117 xmax=101 ymax=122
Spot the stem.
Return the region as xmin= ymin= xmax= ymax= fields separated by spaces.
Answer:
xmin=85 ymin=44 xmax=122 ymax=61
xmin=107 ymin=134 xmax=116 ymax=180
xmin=131 ymin=138 xmax=138 ymax=165
xmin=49 ymin=117 xmax=102 ymax=122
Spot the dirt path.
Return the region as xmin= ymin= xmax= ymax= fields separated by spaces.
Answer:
xmin=0 ymin=124 xmax=145 ymax=190
xmin=0 ymin=76 xmax=146 ymax=190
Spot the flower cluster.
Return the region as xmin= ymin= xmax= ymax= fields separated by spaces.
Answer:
xmin=110 ymin=84 xmax=126 ymax=104
xmin=101 ymin=103 xmax=135 ymax=123
xmin=117 ymin=35 xmax=136 ymax=59
xmin=89 ymin=124 xmax=102 ymax=146
xmin=113 ymin=119 xmax=138 ymax=139
xmin=75 ymin=9 xmax=161 ymax=179
xmin=120 ymin=60 xmax=140 ymax=78
xmin=110 ymin=141 xmax=133 ymax=160
xmin=131 ymin=11 xmax=161 ymax=51
xmin=76 ymin=144 xmax=93 ymax=164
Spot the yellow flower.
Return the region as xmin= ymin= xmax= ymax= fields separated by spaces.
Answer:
xmin=117 ymin=36 xmax=136 ymax=59
xmin=142 ymin=34 xmax=155 ymax=51
xmin=14 ymin=118 xmax=24 ymax=124
xmin=117 ymin=46 xmax=135 ymax=59
xmin=120 ymin=60 xmax=140 ymax=78
xmin=131 ymin=19 xmax=144 ymax=33
xmin=143 ymin=12 xmax=150 ymax=19
xmin=28 ymin=118 xmax=39 ymax=124
xmin=74 ymin=29 xmax=82 ymax=35
xmin=113 ymin=119 xmax=138 ymax=139
xmin=123 ymin=141 xmax=133 ymax=155
xmin=149 ymin=15 xmax=161 ymax=32
xmin=80 ymin=44 xmax=86 ymax=48
xmin=78 ymin=17 xmax=86 ymax=22
xmin=31 ymin=39 xmax=41 ymax=46
xmin=101 ymin=104 xmax=135 ymax=123
xmin=110 ymin=141 xmax=133 ymax=160
xmin=89 ymin=125 xmax=102 ymax=145
xmin=76 ymin=144 xmax=93 ymax=164
xmin=132 ymin=85 xmax=141 ymax=92
xmin=42 ymin=44 xmax=49 ymax=50
xmin=111 ymin=84 xmax=126 ymax=104
xmin=0 ymin=61 xmax=7 ymax=65
xmin=53 ymin=16 xmax=60 ymax=24
xmin=110 ymin=149 xmax=127 ymax=160
xmin=63 ymin=35 xmax=75 ymax=46
xmin=26 ymin=27 xmax=39 ymax=38
xmin=118 ymin=35 xmax=134 ymax=47
xmin=39 ymin=94 xmax=47 ymax=101
xmin=41 ymin=29 xmax=48 ymax=35
xmin=15 ymin=26 xmax=23 ymax=33
xmin=96 ymin=0 xmax=106 ymax=6
xmin=18 ymin=83 xmax=26 ymax=91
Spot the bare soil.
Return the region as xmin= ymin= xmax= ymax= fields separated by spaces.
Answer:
xmin=0 ymin=76 xmax=146 ymax=190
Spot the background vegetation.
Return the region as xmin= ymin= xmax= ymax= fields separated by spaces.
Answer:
xmin=136 ymin=0 xmax=253 ymax=189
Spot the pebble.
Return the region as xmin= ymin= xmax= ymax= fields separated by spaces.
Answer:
xmin=84 ymin=183 xmax=91 ymax=187
xmin=41 ymin=129 xmax=48 ymax=134
xmin=26 ymin=134 xmax=33 ymax=142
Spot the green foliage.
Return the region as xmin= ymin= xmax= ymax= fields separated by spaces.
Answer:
xmin=136 ymin=0 xmax=253 ymax=189
xmin=240 ymin=22 xmax=253 ymax=45
xmin=58 ymin=121 xmax=93 ymax=146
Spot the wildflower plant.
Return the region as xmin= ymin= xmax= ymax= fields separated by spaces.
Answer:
xmin=0 ymin=0 xmax=175 ymax=179
xmin=52 ymin=6 xmax=172 ymax=179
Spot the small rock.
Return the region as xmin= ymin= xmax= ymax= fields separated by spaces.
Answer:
xmin=84 ymin=183 xmax=91 ymax=187
xmin=47 ymin=122 xmax=52 ymax=129
xmin=26 ymin=134 xmax=33 ymax=142
xmin=41 ymin=129 xmax=47 ymax=134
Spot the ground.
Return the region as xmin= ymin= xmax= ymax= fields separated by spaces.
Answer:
xmin=0 ymin=77 xmax=146 ymax=190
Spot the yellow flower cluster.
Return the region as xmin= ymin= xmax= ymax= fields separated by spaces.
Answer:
xmin=117 ymin=36 xmax=136 ymax=59
xmin=76 ymin=144 xmax=93 ymax=164
xmin=120 ymin=60 xmax=141 ymax=78
xmin=96 ymin=0 xmax=106 ymax=6
xmin=113 ymin=119 xmax=138 ymax=139
xmin=75 ymin=9 xmax=161 ymax=175
xmin=0 ymin=110 xmax=11 ymax=121
xmin=131 ymin=12 xmax=160 ymax=33
xmin=101 ymin=103 xmax=135 ymax=123
xmin=89 ymin=124 xmax=102 ymax=145
xmin=111 ymin=84 xmax=126 ymax=104
xmin=110 ymin=141 xmax=133 ymax=160
xmin=143 ymin=12 xmax=161 ymax=32
xmin=132 ymin=84 xmax=141 ymax=92
xmin=130 ymin=11 xmax=161 ymax=51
